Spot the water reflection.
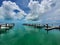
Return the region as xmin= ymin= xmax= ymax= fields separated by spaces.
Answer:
xmin=0 ymin=24 xmax=60 ymax=45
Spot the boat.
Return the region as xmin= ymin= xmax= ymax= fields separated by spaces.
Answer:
xmin=23 ymin=23 xmax=44 ymax=28
xmin=33 ymin=24 xmax=44 ymax=28
xmin=0 ymin=23 xmax=15 ymax=34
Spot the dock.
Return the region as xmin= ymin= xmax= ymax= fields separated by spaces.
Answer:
xmin=23 ymin=23 xmax=44 ymax=28
xmin=23 ymin=23 xmax=60 ymax=33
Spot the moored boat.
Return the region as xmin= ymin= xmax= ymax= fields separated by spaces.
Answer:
xmin=0 ymin=23 xmax=15 ymax=34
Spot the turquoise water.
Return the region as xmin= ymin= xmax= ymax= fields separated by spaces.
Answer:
xmin=0 ymin=23 xmax=60 ymax=45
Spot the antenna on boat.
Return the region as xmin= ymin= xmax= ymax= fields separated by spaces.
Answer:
xmin=46 ymin=24 xmax=48 ymax=28
xmin=45 ymin=24 xmax=49 ymax=34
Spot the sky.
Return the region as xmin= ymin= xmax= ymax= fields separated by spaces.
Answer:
xmin=0 ymin=0 xmax=60 ymax=23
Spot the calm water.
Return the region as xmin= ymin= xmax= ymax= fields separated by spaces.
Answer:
xmin=0 ymin=23 xmax=60 ymax=45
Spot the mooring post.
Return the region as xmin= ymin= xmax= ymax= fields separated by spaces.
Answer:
xmin=46 ymin=24 xmax=48 ymax=28
xmin=5 ymin=24 xmax=8 ymax=31
xmin=46 ymin=24 xmax=49 ymax=34
xmin=0 ymin=25 xmax=1 ymax=29
xmin=59 ymin=25 xmax=60 ymax=31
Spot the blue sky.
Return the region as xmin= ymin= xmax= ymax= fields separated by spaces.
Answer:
xmin=0 ymin=0 xmax=30 ymax=13
xmin=0 ymin=0 xmax=60 ymax=23
xmin=0 ymin=0 xmax=42 ymax=13
xmin=7 ymin=0 xmax=42 ymax=13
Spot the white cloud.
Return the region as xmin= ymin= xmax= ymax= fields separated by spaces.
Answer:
xmin=0 ymin=0 xmax=60 ymax=23
xmin=0 ymin=1 xmax=27 ymax=20
xmin=46 ymin=8 xmax=60 ymax=21
xmin=25 ymin=0 xmax=55 ymax=21
xmin=44 ymin=0 xmax=60 ymax=22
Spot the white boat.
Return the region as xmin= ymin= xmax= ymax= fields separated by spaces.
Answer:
xmin=0 ymin=23 xmax=15 ymax=34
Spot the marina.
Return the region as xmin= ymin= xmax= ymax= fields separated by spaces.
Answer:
xmin=23 ymin=23 xmax=44 ymax=28
xmin=0 ymin=23 xmax=60 ymax=45
xmin=23 ymin=23 xmax=60 ymax=33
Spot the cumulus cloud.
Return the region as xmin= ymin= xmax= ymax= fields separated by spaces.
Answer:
xmin=0 ymin=0 xmax=60 ymax=23
xmin=0 ymin=1 xmax=26 ymax=20
xmin=45 ymin=8 xmax=60 ymax=21
xmin=25 ymin=0 xmax=55 ymax=21
xmin=43 ymin=0 xmax=60 ymax=23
